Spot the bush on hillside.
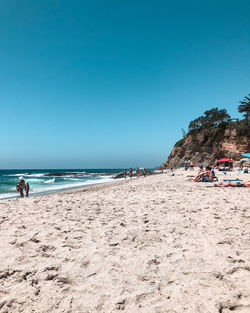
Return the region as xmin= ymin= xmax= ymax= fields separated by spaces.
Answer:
xmin=188 ymin=108 xmax=230 ymax=134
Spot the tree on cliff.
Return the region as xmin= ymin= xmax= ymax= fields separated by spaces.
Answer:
xmin=238 ymin=94 xmax=250 ymax=120
xmin=188 ymin=108 xmax=230 ymax=133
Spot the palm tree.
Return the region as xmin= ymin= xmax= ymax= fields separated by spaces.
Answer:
xmin=238 ymin=94 xmax=250 ymax=120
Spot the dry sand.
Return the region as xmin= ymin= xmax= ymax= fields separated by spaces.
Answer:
xmin=0 ymin=169 xmax=249 ymax=313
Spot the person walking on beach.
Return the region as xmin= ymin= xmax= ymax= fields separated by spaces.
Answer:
xmin=25 ymin=182 xmax=30 ymax=197
xmin=129 ymin=168 xmax=133 ymax=179
xmin=136 ymin=167 xmax=140 ymax=178
xmin=123 ymin=169 xmax=127 ymax=179
xmin=16 ymin=176 xmax=26 ymax=198
xmin=184 ymin=161 xmax=187 ymax=171
xmin=141 ymin=168 xmax=146 ymax=177
xmin=190 ymin=161 xmax=194 ymax=170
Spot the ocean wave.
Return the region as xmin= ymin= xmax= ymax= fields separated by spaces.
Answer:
xmin=25 ymin=178 xmax=45 ymax=183
xmin=6 ymin=173 xmax=29 ymax=177
xmin=29 ymin=176 xmax=116 ymax=194
xmin=25 ymin=173 xmax=47 ymax=177
xmin=44 ymin=178 xmax=55 ymax=184
xmin=4 ymin=173 xmax=47 ymax=178
xmin=0 ymin=192 xmax=18 ymax=200
xmin=4 ymin=172 xmax=101 ymax=179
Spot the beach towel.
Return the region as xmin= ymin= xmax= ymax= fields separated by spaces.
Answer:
xmin=223 ymin=179 xmax=243 ymax=182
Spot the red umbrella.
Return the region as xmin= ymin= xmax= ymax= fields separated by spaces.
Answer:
xmin=217 ymin=158 xmax=233 ymax=163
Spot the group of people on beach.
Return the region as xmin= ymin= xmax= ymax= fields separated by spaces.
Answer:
xmin=16 ymin=177 xmax=29 ymax=198
xmin=123 ymin=168 xmax=147 ymax=179
xmin=191 ymin=163 xmax=250 ymax=187
xmin=193 ymin=166 xmax=217 ymax=182
xmin=184 ymin=160 xmax=194 ymax=171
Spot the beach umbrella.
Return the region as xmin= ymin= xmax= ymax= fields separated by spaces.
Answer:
xmin=241 ymin=153 xmax=250 ymax=158
xmin=217 ymin=158 xmax=233 ymax=163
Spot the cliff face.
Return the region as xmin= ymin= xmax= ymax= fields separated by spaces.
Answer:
xmin=160 ymin=128 xmax=250 ymax=168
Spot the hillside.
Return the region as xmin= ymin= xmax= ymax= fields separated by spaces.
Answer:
xmin=161 ymin=128 xmax=249 ymax=168
xmin=160 ymin=105 xmax=250 ymax=168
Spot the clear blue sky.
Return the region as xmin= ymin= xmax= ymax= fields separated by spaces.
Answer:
xmin=0 ymin=0 xmax=249 ymax=169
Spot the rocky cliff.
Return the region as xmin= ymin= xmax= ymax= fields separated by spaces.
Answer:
xmin=160 ymin=128 xmax=250 ymax=168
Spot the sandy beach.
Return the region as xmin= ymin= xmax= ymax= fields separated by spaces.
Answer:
xmin=0 ymin=170 xmax=249 ymax=313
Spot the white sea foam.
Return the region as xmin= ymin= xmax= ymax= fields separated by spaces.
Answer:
xmin=0 ymin=192 xmax=18 ymax=200
xmin=6 ymin=173 xmax=29 ymax=177
xmin=29 ymin=176 xmax=118 ymax=195
xmin=0 ymin=174 xmax=121 ymax=200
xmin=44 ymin=178 xmax=55 ymax=184
xmin=25 ymin=173 xmax=47 ymax=177
xmin=25 ymin=178 xmax=44 ymax=183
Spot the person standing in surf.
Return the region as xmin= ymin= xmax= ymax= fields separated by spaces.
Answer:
xmin=129 ymin=168 xmax=133 ymax=179
xmin=136 ymin=168 xmax=140 ymax=178
xmin=25 ymin=182 xmax=30 ymax=197
xmin=16 ymin=176 xmax=26 ymax=198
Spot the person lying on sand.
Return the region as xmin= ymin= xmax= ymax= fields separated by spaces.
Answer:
xmin=214 ymin=181 xmax=250 ymax=187
xmin=193 ymin=166 xmax=214 ymax=182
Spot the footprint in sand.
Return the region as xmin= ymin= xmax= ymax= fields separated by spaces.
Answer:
xmin=38 ymin=244 xmax=56 ymax=252
xmin=115 ymin=299 xmax=126 ymax=310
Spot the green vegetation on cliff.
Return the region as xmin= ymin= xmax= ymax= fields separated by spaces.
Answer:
xmin=238 ymin=94 xmax=250 ymax=120
xmin=186 ymin=94 xmax=250 ymax=138
xmin=161 ymin=94 xmax=250 ymax=168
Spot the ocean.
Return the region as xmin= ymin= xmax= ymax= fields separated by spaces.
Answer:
xmin=0 ymin=169 xmax=123 ymax=199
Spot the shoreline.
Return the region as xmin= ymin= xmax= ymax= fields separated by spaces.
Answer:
xmin=0 ymin=177 xmax=123 ymax=201
xmin=0 ymin=168 xmax=129 ymax=201
xmin=0 ymin=170 xmax=161 ymax=201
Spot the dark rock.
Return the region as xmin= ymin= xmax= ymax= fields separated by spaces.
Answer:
xmin=113 ymin=173 xmax=125 ymax=179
